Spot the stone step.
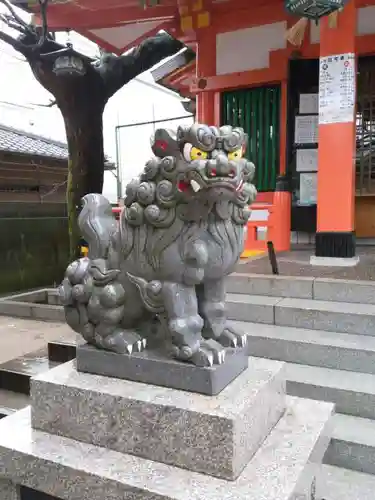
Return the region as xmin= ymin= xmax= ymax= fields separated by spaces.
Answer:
xmin=0 ymin=388 xmax=29 ymax=417
xmin=0 ymin=349 xmax=59 ymax=395
xmin=284 ymin=362 xmax=375 ymax=420
xmin=324 ymin=413 xmax=375 ymax=476
xmin=234 ymin=321 xmax=375 ymax=375
xmin=226 ymin=293 xmax=278 ymax=324
xmin=318 ymin=465 xmax=375 ymax=500
xmin=47 ymin=340 xmax=76 ymax=363
xmin=226 ymin=293 xmax=375 ymax=335
xmin=0 ymin=406 xmax=15 ymax=419
xmin=0 ymin=299 xmax=65 ymax=322
xmin=0 ymin=396 xmax=333 ymax=500
xmin=227 ymin=273 xmax=375 ymax=304
xmin=19 ymin=486 xmax=64 ymax=500
xmin=227 ymin=273 xmax=315 ymax=299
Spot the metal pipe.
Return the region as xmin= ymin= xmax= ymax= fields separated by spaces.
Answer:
xmin=114 ymin=114 xmax=194 ymax=202
xmin=115 ymin=114 xmax=193 ymax=131
xmin=115 ymin=126 xmax=122 ymax=201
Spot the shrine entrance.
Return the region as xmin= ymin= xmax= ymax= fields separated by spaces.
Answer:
xmin=356 ymin=56 xmax=375 ymax=237
xmin=286 ymin=55 xmax=375 ymax=241
xmin=221 ymin=86 xmax=281 ymax=193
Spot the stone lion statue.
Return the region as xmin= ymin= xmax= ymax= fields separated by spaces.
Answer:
xmin=58 ymin=123 xmax=257 ymax=367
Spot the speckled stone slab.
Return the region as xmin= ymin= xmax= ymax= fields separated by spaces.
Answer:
xmin=76 ymin=343 xmax=248 ymax=395
xmin=31 ymin=358 xmax=285 ymax=480
xmin=0 ymin=397 xmax=334 ymax=500
xmin=0 ymin=479 xmax=19 ymax=500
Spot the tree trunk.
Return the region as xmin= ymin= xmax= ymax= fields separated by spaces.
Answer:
xmin=60 ymin=97 xmax=106 ymax=259
xmin=0 ymin=26 xmax=184 ymax=260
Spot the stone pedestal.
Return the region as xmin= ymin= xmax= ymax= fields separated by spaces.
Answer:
xmin=0 ymin=357 xmax=334 ymax=500
xmin=30 ymin=359 xmax=284 ymax=480
xmin=76 ymin=343 xmax=248 ymax=396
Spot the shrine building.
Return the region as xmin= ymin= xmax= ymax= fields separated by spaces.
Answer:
xmin=25 ymin=0 xmax=375 ymax=265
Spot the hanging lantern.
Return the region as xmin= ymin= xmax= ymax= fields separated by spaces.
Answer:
xmin=53 ymin=54 xmax=86 ymax=77
xmin=40 ymin=43 xmax=91 ymax=78
xmin=285 ymin=0 xmax=348 ymax=21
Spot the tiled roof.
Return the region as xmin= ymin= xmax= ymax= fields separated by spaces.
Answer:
xmin=0 ymin=124 xmax=69 ymax=160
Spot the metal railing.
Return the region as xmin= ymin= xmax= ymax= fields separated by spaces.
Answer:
xmin=114 ymin=114 xmax=194 ymax=199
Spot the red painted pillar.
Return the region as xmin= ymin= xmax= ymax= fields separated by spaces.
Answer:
xmin=314 ymin=1 xmax=357 ymax=262
xmin=196 ymin=30 xmax=217 ymax=125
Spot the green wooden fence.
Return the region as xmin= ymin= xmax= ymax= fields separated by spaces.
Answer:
xmin=222 ymin=85 xmax=281 ymax=191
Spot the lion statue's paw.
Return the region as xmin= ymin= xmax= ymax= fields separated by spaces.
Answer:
xmin=98 ymin=328 xmax=147 ymax=355
xmin=217 ymin=325 xmax=247 ymax=349
xmin=171 ymin=338 xmax=226 ymax=367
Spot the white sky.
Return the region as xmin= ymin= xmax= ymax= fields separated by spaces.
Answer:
xmin=0 ymin=4 xmax=193 ymax=201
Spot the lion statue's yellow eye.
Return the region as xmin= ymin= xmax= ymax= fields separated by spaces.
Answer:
xmin=183 ymin=143 xmax=208 ymax=161
xmin=228 ymin=149 xmax=243 ymax=161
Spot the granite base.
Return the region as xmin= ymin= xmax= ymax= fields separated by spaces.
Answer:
xmin=76 ymin=343 xmax=248 ymax=395
xmin=0 ymin=397 xmax=333 ymax=500
xmin=31 ymin=358 xmax=285 ymax=480
xmin=0 ymin=479 xmax=19 ymax=500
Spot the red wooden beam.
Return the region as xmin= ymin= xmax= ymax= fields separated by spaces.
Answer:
xmin=212 ymin=0 xmax=283 ymax=16
xmin=167 ymin=60 xmax=196 ymax=85
xmin=75 ymin=0 xmax=148 ymax=9
xmin=37 ymin=5 xmax=178 ymax=30
xmin=212 ymin=1 xmax=286 ymax=34
xmin=190 ymin=48 xmax=288 ymax=93
xmin=81 ymin=19 xmax=176 ymax=55
xmin=162 ymin=78 xmax=195 ymax=98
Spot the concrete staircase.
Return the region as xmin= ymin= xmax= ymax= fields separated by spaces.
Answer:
xmin=0 ymin=342 xmax=75 ymax=420
xmin=3 ymin=273 xmax=375 ymax=498
xmin=226 ymin=272 xmax=375 ymax=499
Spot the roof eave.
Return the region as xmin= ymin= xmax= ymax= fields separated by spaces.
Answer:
xmin=151 ymin=47 xmax=196 ymax=82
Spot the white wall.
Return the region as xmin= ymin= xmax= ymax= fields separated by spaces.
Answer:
xmin=104 ymin=72 xmax=193 ymax=201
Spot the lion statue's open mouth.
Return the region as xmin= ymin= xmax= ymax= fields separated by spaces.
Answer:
xmin=149 ymin=123 xmax=255 ymax=202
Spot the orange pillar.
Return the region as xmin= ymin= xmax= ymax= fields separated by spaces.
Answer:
xmin=314 ymin=1 xmax=357 ymax=263
xmin=196 ymin=29 xmax=216 ymax=125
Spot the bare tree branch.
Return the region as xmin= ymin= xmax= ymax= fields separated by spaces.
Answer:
xmin=0 ymin=29 xmax=29 ymax=55
xmin=0 ymin=0 xmax=34 ymax=34
xmin=35 ymin=0 xmax=50 ymax=48
xmin=0 ymin=14 xmax=26 ymax=34
xmin=30 ymin=99 xmax=57 ymax=108
xmin=96 ymin=32 xmax=184 ymax=99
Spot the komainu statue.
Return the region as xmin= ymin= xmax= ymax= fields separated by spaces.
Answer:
xmin=58 ymin=124 xmax=257 ymax=368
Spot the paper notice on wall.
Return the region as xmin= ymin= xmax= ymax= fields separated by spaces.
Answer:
xmin=300 ymin=172 xmax=317 ymax=205
xmin=294 ymin=115 xmax=318 ymax=144
xmin=299 ymin=94 xmax=319 ymax=114
xmin=296 ymin=149 xmax=318 ymax=172
xmin=319 ymin=53 xmax=356 ymax=125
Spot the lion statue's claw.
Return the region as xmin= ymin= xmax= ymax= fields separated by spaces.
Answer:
xmin=217 ymin=326 xmax=247 ymax=349
xmin=171 ymin=338 xmax=226 ymax=367
xmin=98 ymin=329 xmax=147 ymax=355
